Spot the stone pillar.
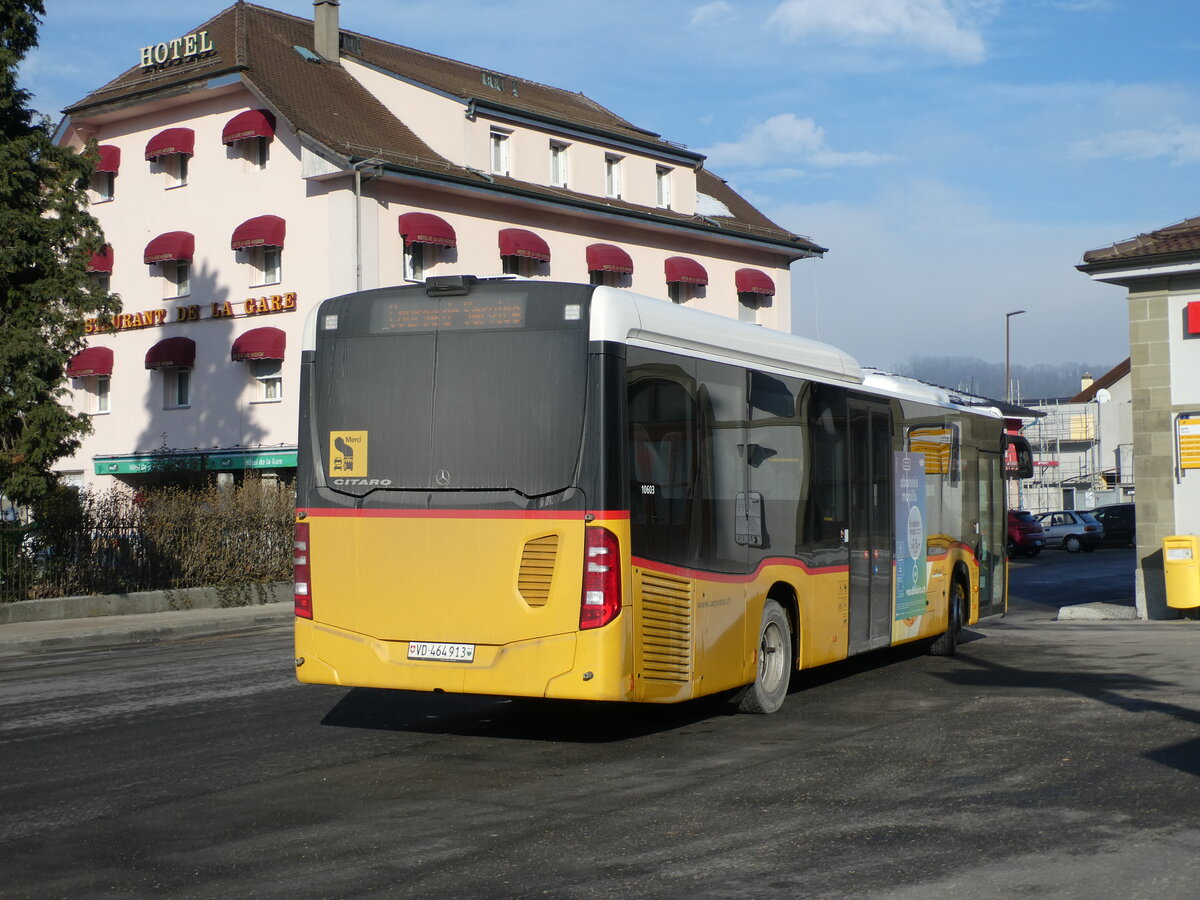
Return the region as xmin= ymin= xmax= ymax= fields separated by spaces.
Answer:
xmin=1129 ymin=285 xmax=1176 ymax=618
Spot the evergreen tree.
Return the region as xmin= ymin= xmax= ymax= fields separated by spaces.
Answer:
xmin=0 ymin=0 xmax=119 ymax=505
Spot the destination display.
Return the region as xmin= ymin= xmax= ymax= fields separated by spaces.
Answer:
xmin=371 ymin=296 xmax=526 ymax=333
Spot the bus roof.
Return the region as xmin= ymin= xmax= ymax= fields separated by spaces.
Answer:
xmin=590 ymin=286 xmax=863 ymax=386
xmin=860 ymin=369 xmax=1004 ymax=419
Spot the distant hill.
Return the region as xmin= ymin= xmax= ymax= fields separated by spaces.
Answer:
xmin=891 ymin=356 xmax=1118 ymax=403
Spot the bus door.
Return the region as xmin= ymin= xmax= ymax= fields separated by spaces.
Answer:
xmin=977 ymin=452 xmax=1006 ymax=616
xmin=848 ymin=400 xmax=894 ymax=653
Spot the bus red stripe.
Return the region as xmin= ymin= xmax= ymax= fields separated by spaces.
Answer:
xmin=296 ymin=507 xmax=631 ymax=521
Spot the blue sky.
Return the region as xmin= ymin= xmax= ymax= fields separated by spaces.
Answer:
xmin=24 ymin=0 xmax=1200 ymax=373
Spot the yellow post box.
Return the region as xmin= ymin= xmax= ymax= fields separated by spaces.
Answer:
xmin=1163 ymin=536 xmax=1200 ymax=609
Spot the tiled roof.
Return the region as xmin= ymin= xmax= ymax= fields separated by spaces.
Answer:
xmin=1081 ymin=217 xmax=1200 ymax=266
xmin=66 ymin=2 xmax=820 ymax=255
xmin=1070 ymin=357 xmax=1130 ymax=403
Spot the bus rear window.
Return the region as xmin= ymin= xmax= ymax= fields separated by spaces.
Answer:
xmin=314 ymin=283 xmax=592 ymax=497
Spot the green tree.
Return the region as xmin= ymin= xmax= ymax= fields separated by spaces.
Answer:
xmin=0 ymin=0 xmax=119 ymax=505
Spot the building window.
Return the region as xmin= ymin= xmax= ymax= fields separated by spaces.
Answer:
xmin=164 ymin=368 xmax=191 ymax=409
xmin=738 ymin=293 xmax=766 ymax=324
xmin=91 ymin=272 xmax=111 ymax=294
xmin=656 ymin=166 xmax=672 ymax=209
xmin=249 ymin=246 xmax=281 ymax=286
xmin=490 ymin=129 xmax=511 ymax=176
xmin=248 ymin=136 xmax=269 ymax=169
xmin=95 ymin=375 xmax=111 ymax=413
xmin=253 ymin=359 xmax=283 ymax=402
xmin=605 ymin=154 xmax=623 ymax=199
xmin=550 ymin=141 xmax=569 ymax=187
xmin=668 ymin=282 xmax=702 ymax=304
xmin=89 ymin=171 xmax=114 ymax=203
xmin=162 ymin=260 xmax=190 ymax=299
xmin=405 ymin=243 xmax=428 ymax=281
xmin=76 ymin=374 xmax=110 ymax=415
xmin=160 ymin=153 xmax=188 ymax=188
xmin=501 ymin=255 xmax=544 ymax=277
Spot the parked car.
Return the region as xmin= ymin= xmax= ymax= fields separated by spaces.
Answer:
xmin=1091 ymin=503 xmax=1136 ymax=548
xmin=1007 ymin=510 xmax=1046 ymax=557
xmin=1035 ymin=510 xmax=1104 ymax=553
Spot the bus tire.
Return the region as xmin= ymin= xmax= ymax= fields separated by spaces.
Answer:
xmin=930 ymin=577 xmax=965 ymax=657
xmin=739 ymin=599 xmax=792 ymax=714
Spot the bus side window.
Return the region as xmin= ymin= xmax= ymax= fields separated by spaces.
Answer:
xmin=804 ymin=386 xmax=848 ymax=550
xmin=627 ymin=364 xmax=702 ymax=566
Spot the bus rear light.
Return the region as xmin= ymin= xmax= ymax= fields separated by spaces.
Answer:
xmin=580 ymin=526 xmax=621 ymax=630
xmin=294 ymin=522 xmax=312 ymax=619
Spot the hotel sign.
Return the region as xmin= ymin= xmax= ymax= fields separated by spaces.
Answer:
xmin=140 ymin=31 xmax=215 ymax=69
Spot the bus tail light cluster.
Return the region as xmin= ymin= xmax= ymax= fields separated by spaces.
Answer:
xmin=294 ymin=521 xmax=312 ymax=619
xmin=580 ymin=526 xmax=621 ymax=630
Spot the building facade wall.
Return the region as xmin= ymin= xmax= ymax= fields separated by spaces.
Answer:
xmin=55 ymin=22 xmax=808 ymax=494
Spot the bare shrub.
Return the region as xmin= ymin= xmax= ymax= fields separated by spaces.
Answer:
xmin=4 ymin=476 xmax=293 ymax=604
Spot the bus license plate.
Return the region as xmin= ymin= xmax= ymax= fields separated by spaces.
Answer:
xmin=407 ymin=641 xmax=475 ymax=663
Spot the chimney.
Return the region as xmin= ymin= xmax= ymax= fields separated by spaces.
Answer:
xmin=1080 ymin=372 xmax=1094 ymax=392
xmin=314 ymin=0 xmax=341 ymax=62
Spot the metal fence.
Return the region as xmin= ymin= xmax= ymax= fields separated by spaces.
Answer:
xmin=0 ymin=484 xmax=294 ymax=604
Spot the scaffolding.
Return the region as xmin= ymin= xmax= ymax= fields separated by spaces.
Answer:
xmin=1020 ymin=400 xmax=1111 ymax=513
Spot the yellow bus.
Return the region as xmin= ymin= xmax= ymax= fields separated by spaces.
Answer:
xmin=293 ymin=277 xmax=1031 ymax=713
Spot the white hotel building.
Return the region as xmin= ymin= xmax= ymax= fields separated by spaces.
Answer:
xmin=55 ymin=1 xmax=825 ymax=491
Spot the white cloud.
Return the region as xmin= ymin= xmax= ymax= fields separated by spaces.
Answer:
xmin=766 ymin=0 xmax=988 ymax=64
xmin=690 ymin=1 xmax=733 ymax=28
xmin=701 ymin=113 xmax=894 ymax=171
xmin=1072 ymin=124 xmax=1200 ymax=164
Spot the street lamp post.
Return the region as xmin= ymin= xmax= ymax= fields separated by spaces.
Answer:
xmin=1005 ymin=310 xmax=1026 ymax=403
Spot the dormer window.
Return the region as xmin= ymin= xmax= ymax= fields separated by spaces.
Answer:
xmin=656 ymin=166 xmax=673 ymax=209
xmin=605 ymin=154 xmax=623 ymax=199
xmin=550 ymin=141 xmax=569 ymax=188
xmin=490 ymin=128 xmax=511 ymax=176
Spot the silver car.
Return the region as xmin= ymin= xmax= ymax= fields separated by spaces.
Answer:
xmin=1035 ymin=510 xmax=1104 ymax=553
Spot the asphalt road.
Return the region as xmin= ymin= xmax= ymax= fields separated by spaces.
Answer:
xmin=3 ymin=549 xmax=1200 ymax=899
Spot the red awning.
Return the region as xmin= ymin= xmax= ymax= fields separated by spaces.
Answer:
xmin=66 ymin=346 xmax=113 ymax=378
xmin=398 ymin=212 xmax=456 ymax=247
xmin=87 ymin=245 xmax=114 ymax=274
xmin=231 ymin=327 xmax=286 ymax=362
xmin=586 ymin=243 xmax=634 ymax=274
xmin=222 ymin=109 xmax=276 ymax=144
xmin=735 ymin=268 xmax=775 ymax=296
xmin=664 ymin=256 xmax=708 ymax=285
xmin=498 ymin=228 xmax=550 ymax=262
xmin=144 ymin=127 xmax=195 ymax=160
xmin=231 ymin=215 xmax=286 ymax=250
xmin=145 ymin=337 xmax=195 ymax=370
xmin=143 ymin=232 xmax=194 ymax=265
xmin=96 ymin=145 xmax=121 ymax=173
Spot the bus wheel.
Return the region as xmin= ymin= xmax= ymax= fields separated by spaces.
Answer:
xmin=739 ymin=600 xmax=792 ymax=714
xmin=930 ymin=578 xmax=965 ymax=657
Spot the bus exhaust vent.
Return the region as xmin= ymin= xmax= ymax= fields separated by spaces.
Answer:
xmin=517 ymin=534 xmax=559 ymax=607
xmin=638 ymin=570 xmax=693 ymax=683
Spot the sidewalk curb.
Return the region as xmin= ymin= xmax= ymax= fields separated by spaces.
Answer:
xmin=1057 ymin=602 xmax=1141 ymax=621
xmin=0 ymin=601 xmax=293 ymax=655
xmin=0 ymin=583 xmax=291 ymax=625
